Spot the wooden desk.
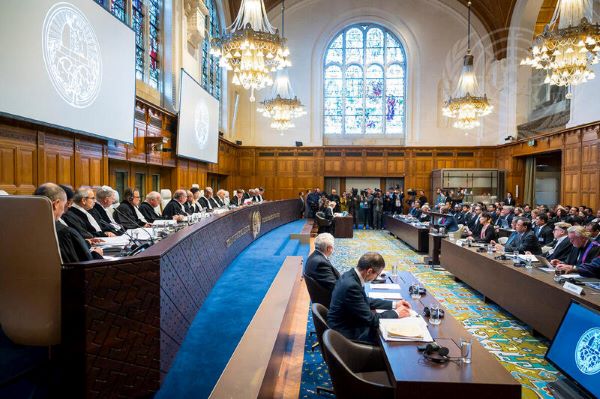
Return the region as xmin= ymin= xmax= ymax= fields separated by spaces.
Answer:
xmin=61 ymin=200 xmax=300 ymax=398
xmin=333 ymin=215 xmax=353 ymax=238
xmin=439 ymin=240 xmax=600 ymax=339
xmin=368 ymin=272 xmax=521 ymax=399
xmin=385 ymin=215 xmax=429 ymax=252
xmin=428 ymin=233 xmax=445 ymax=265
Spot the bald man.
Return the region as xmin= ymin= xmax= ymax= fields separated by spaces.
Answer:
xmin=162 ymin=189 xmax=188 ymax=219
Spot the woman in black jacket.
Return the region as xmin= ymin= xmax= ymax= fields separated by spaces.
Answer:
xmin=475 ymin=213 xmax=497 ymax=243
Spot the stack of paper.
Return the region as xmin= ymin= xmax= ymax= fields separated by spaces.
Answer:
xmin=369 ymin=292 xmax=402 ymax=300
xmin=96 ymin=235 xmax=131 ymax=247
xmin=379 ymin=315 xmax=433 ymax=342
xmin=518 ymin=254 xmax=539 ymax=263
xmin=370 ymin=284 xmax=401 ymax=290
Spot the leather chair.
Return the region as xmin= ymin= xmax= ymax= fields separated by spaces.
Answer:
xmin=304 ymin=274 xmax=332 ymax=307
xmin=315 ymin=212 xmax=333 ymax=234
xmin=322 ymin=329 xmax=395 ymax=399
xmin=160 ymin=189 xmax=172 ymax=210
xmin=310 ymin=303 xmax=335 ymax=396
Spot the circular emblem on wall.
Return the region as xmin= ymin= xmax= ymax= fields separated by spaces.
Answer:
xmin=251 ymin=210 xmax=262 ymax=239
xmin=42 ymin=2 xmax=102 ymax=109
xmin=575 ymin=327 xmax=600 ymax=375
xmin=194 ymin=102 xmax=210 ymax=149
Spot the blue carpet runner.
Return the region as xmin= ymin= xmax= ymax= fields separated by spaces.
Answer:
xmin=157 ymin=219 xmax=309 ymax=398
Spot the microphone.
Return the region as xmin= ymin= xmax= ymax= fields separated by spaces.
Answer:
xmin=113 ymin=206 xmax=155 ymax=245
xmin=96 ymin=217 xmax=144 ymax=252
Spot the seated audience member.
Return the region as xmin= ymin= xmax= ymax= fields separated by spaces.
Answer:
xmin=474 ymin=213 xmax=496 ymax=243
xmin=324 ymin=201 xmax=335 ymax=221
xmin=502 ymin=218 xmax=520 ymax=247
xmin=418 ymin=190 xmax=428 ymax=206
xmin=162 ymin=189 xmax=188 ymax=219
xmin=35 ymin=183 xmax=103 ymax=263
xmin=557 ymin=255 xmax=600 ymax=278
xmin=495 ymin=206 xmax=514 ymax=229
xmin=139 ymin=191 xmax=165 ymax=223
xmin=437 ymin=206 xmax=459 ymax=232
xmin=114 ymin=188 xmax=151 ymax=229
xmin=328 ymin=252 xmax=412 ymax=343
xmin=328 ymin=189 xmax=341 ymax=213
xmin=199 ymin=187 xmax=220 ymax=210
xmin=545 ymin=222 xmax=573 ymax=263
xmin=418 ymin=204 xmax=431 ymax=222
xmin=467 ymin=205 xmax=483 ymax=234
xmin=231 ymin=189 xmax=245 ymax=206
xmin=534 ymin=213 xmax=554 ymax=246
xmin=587 ymin=222 xmax=600 ymax=242
xmin=304 ymin=233 xmax=339 ymax=294
xmin=92 ymin=186 xmax=122 ymax=235
xmin=552 ymin=226 xmax=600 ymax=268
xmin=63 ymin=187 xmax=115 ymax=238
xmin=591 ymin=209 xmax=600 ymax=224
xmin=408 ymin=201 xmax=421 ymax=217
xmin=493 ymin=217 xmax=541 ymax=254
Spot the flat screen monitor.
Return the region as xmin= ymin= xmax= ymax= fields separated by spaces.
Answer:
xmin=177 ymin=70 xmax=219 ymax=163
xmin=0 ymin=0 xmax=136 ymax=143
xmin=545 ymin=301 xmax=600 ymax=398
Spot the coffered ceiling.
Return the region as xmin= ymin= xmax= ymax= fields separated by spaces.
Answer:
xmin=227 ymin=0 xmax=520 ymax=59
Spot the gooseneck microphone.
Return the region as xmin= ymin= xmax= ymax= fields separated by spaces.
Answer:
xmin=96 ymin=218 xmax=147 ymax=255
xmin=113 ymin=206 xmax=155 ymax=245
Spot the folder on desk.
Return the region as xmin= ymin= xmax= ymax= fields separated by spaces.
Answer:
xmin=369 ymin=292 xmax=402 ymax=300
xmin=370 ymin=283 xmax=401 ymax=290
xmin=379 ymin=317 xmax=433 ymax=342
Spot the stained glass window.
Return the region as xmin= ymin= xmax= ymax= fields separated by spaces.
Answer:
xmin=148 ymin=0 xmax=160 ymax=89
xmin=132 ymin=0 xmax=145 ymax=81
xmin=110 ymin=0 xmax=127 ymax=24
xmin=202 ymin=0 xmax=222 ymax=100
xmin=323 ymin=24 xmax=406 ymax=135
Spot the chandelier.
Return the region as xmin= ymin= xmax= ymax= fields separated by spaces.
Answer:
xmin=521 ymin=0 xmax=600 ymax=98
xmin=442 ymin=1 xmax=493 ymax=130
xmin=257 ymin=69 xmax=306 ymax=131
xmin=210 ymin=0 xmax=290 ymax=102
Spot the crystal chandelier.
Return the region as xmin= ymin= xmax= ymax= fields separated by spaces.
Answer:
xmin=210 ymin=0 xmax=290 ymax=102
xmin=442 ymin=1 xmax=493 ymax=130
xmin=256 ymin=0 xmax=305 ymax=132
xmin=521 ymin=0 xmax=600 ymax=98
xmin=257 ymin=69 xmax=306 ymax=131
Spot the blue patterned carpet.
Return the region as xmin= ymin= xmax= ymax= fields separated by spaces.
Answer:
xmin=299 ymin=230 xmax=560 ymax=399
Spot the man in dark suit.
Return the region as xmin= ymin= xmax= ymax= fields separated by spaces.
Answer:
xmin=533 ymin=213 xmax=554 ymax=246
xmin=328 ymin=252 xmax=412 ymax=343
xmin=139 ymin=191 xmax=165 ymax=223
xmin=114 ymin=188 xmax=150 ymax=230
xmin=64 ymin=187 xmax=115 ymax=238
xmin=304 ymin=233 xmax=339 ymax=294
xmin=587 ymin=222 xmax=600 ymax=242
xmin=553 ymin=226 xmax=600 ymax=267
xmin=557 ymin=255 xmax=600 ymax=278
xmin=545 ymin=222 xmax=573 ymax=263
xmin=494 ymin=206 xmax=514 ymax=229
xmin=494 ymin=217 xmax=541 ymax=254
xmin=328 ymin=189 xmax=341 ymax=213
xmin=503 ymin=193 xmax=515 ymax=206
xmin=437 ymin=206 xmax=459 ymax=232
xmin=198 ymin=187 xmax=220 ymax=210
xmin=34 ymin=183 xmax=103 ymax=263
xmin=91 ymin=186 xmax=122 ymax=235
xmin=162 ymin=189 xmax=188 ymax=219
xmin=231 ymin=189 xmax=246 ymax=206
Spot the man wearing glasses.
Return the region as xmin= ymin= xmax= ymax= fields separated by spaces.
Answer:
xmin=63 ymin=187 xmax=116 ymax=238
xmin=114 ymin=188 xmax=151 ymax=229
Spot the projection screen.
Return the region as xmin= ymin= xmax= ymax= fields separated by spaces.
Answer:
xmin=177 ymin=70 xmax=219 ymax=163
xmin=0 ymin=0 xmax=136 ymax=143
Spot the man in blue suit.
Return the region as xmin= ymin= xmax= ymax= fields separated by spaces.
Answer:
xmin=436 ymin=206 xmax=458 ymax=232
xmin=328 ymin=252 xmax=412 ymax=343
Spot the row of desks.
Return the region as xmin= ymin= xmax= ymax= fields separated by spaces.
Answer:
xmin=384 ymin=215 xmax=600 ymax=340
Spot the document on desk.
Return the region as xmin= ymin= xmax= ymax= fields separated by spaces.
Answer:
xmin=369 ymin=292 xmax=402 ymax=300
xmin=539 ymin=267 xmax=555 ymax=273
xmin=370 ymin=283 xmax=401 ymax=290
xmin=96 ymin=235 xmax=130 ymax=247
xmin=379 ymin=316 xmax=433 ymax=342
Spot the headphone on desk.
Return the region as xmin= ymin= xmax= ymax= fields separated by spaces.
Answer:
xmin=419 ymin=343 xmax=463 ymax=364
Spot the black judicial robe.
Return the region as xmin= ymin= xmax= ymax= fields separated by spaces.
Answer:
xmin=91 ymin=203 xmax=122 ymax=235
xmin=63 ymin=208 xmax=103 ymax=239
xmin=163 ymin=199 xmax=187 ymax=219
xmin=114 ymin=201 xmax=147 ymax=229
xmin=139 ymin=202 xmax=163 ymax=223
xmin=55 ymin=221 xmax=102 ymax=263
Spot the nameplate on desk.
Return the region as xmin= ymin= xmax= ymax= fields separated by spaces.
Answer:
xmin=563 ymin=282 xmax=584 ymax=296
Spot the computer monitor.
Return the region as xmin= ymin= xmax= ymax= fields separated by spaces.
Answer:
xmin=545 ymin=301 xmax=600 ymax=399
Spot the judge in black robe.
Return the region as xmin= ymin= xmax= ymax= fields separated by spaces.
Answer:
xmin=139 ymin=201 xmax=163 ymax=223
xmin=114 ymin=200 xmax=147 ymax=230
xmin=55 ymin=221 xmax=103 ymax=263
xmin=163 ymin=198 xmax=187 ymax=219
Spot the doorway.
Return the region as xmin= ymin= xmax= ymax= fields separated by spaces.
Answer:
xmin=534 ymin=151 xmax=561 ymax=207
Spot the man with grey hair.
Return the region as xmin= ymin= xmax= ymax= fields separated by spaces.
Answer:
xmin=34 ymin=183 xmax=103 ymax=263
xmin=162 ymin=189 xmax=188 ymax=219
xmin=304 ymin=233 xmax=339 ymax=296
xmin=554 ymin=226 xmax=600 ymax=269
xmin=139 ymin=191 xmax=164 ymax=223
xmin=91 ymin=185 xmax=122 ymax=235
xmin=199 ymin=187 xmax=219 ymax=210
xmin=63 ymin=187 xmax=115 ymax=238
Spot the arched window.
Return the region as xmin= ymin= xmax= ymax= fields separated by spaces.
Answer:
xmin=323 ymin=24 xmax=406 ymax=136
xmin=202 ymin=0 xmax=222 ymax=100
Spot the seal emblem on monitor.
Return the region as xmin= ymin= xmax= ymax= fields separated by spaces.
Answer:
xmin=251 ymin=210 xmax=261 ymax=239
xmin=575 ymin=327 xmax=600 ymax=375
xmin=194 ymin=101 xmax=210 ymax=149
xmin=42 ymin=2 xmax=102 ymax=109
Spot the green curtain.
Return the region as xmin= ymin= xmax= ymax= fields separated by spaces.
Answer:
xmin=523 ymin=156 xmax=536 ymax=206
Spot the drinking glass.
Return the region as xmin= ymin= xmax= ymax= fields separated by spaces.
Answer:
xmin=487 ymin=244 xmax=494 ymax=254
xmin=429 ymin=305 xmax=442 ymax=325
xmin=391 ymin=263 xmax=398 ymax=277
xmin=525 ymin=257 xmax=533 ymax=269
xmin=439 ymin=227 xmax=445 ymax=236
xmin=512 ymin=250 xmax=519 ymax=259
xmin=460 ymin=338 xmax=472 ymax=364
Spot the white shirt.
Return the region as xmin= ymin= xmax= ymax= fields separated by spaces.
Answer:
xmin=103 ymin=204 xmax=117 ymax=224
xmin=134 ymin=205 xmax=148 ymax=224
xmin=202 ymin=196 xmax=213 ymax=210
xmin=58 ymin=218 xmax=68 ymax=227
xmin=72 ymin=204 xmax=102 ymax=232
